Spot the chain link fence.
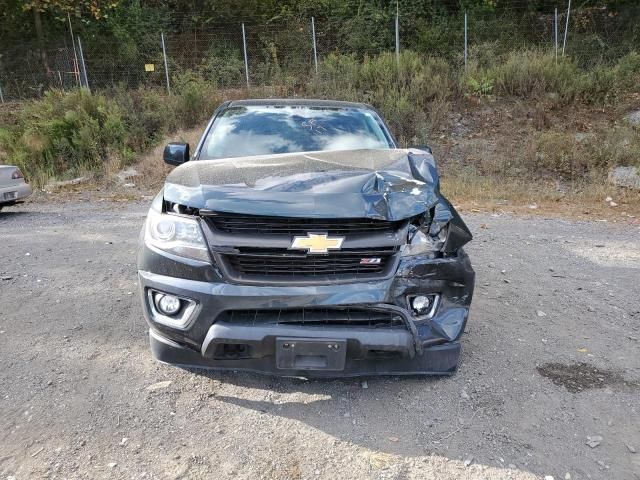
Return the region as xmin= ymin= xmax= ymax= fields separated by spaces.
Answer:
xmin=0 ymin=5 xmax=637 ymax=102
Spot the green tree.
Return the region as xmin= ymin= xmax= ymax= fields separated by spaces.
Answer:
xmin=22 ymin=0 xmax=117 ymax=79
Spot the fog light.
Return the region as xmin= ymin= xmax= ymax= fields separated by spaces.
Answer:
xmin=155 ymin=293 xmax=181 ymax=316
xmin=411 ymin=295 xmax=432 ymax=314
xmin=408 ymin=294 xmax=440 ymax=318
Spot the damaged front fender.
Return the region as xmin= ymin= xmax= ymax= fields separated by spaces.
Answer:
xmin=392 ymin=249 xmax=475 ymax=343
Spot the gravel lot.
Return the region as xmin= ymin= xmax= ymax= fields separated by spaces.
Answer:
xmin=1 ymin=199 xmax=639 ymax=480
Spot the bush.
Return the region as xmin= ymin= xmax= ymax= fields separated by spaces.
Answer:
xmin=462 ymin=50 xmax=640 ymax=105
xmin=172 ymin=72 xmax=219 ymax=128
xmin=108 ymin=85 xmax=177 ymax=152
xmin=0 ymin=80 xmax=221 ymax=185
xmin=529 ymin=126 xmax=640 ymax=180
xmin=0 ymin=89 xmax=127 ymax=184
xmin=197 ymin=45 xmax=245 ymax=88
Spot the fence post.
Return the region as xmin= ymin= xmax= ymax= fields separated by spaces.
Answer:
xmin=77 ymin=36 xmax=90 ymax=93
xmin=464 ymin=12 xmax=468 ymax=68
xmin=242 ymin=23 xmax=250 ymax=89
xmin=67 ymin=13 xmax=80 ymax=88
xmin=554 ymin=8 xmax=558 ymax=63
xmin=395 ymin=3 xmax=400 ymax=65
xmin=562 ymin=0 xmax=571 ymax=56
xmin=311 ymin=17 xmax=318 ymax=74
xmin=161 ymin=32 xmax=171 ymax=94
xmin=0 ymin=81 xmax=4 ymax=103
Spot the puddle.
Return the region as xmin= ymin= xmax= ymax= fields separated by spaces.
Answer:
xmin=537 ymin=362 xmax=636 ymax=393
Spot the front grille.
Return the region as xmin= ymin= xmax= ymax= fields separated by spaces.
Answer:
xmin=221 ymin=246 xmax=397 ymax=278
xmin=205 ymin=212 xmax=403 ymax=236
xmin=218 ymin=307 xmax=405 ymax=328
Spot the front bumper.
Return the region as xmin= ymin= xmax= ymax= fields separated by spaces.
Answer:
xmin=150 ymin=328 xmax=461 ymax=377
xmin=138 ymin=244 xmax=475 ymax=377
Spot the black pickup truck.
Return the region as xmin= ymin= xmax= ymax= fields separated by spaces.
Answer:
xmin=137 ymin=99 xmax=475 ymax=377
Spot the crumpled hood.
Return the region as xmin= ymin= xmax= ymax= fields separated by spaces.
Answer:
xmin=163 ymin=148 xmax=443 ymax=221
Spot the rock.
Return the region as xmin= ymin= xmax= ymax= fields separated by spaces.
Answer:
xmin=537 ymin=310 xmax=547 ymax=317
xmin=115 ymin=167 xmax=139 ymax=183
xmin=123 ymin=183 xmax=136 ymax=188
xmin=119 ymin=437 xmax=128 ymax=446
xmin=387 ymin=436 xmax=399 ymax=442
xmin=544 ymin=476 xmax=554 ymax=480
xmin=605 ymin=196 xmax=613 ymax=202
xmin=1 ymin=276 xmax=12 ymax=281
xmin=107 ymin=462 xmax=117 ymax=468
xmin=146 ymin=380 xmax=172 ymax=391
xmin=609 ymin=201 xmax=618 ymax=207
xmin=608 ymin=166 xmax=640 ymax=190
xmin=361 ymin=381 xmax=368 ymax=389
xmin=528 ymin=204 xmax=538 ymax=209
xmin=586 ymin=435 xmax=603 ymax=448
xmin=565 ymin=473 xmax=571 ymax=480
xmin=463 ymin=455 xmax=474 ymax=467
xmin=627 ymin=444 xmax=637 ymax=453
xmin=460 ymin=390 xmax=470 ymax=400
xmin=624 ymin=110 xmax=640 ymax=126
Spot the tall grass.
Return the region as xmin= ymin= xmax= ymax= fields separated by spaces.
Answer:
xmin=309 ymin=51 xmax=454 ymax=144
xmin=0 ymin=73 xmax=220 ymax=186
xmin=463 ymin=49 xmax=640 ymax=104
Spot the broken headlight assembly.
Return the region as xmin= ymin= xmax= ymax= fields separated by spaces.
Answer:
xmin=402 ymin=205 xmax=473 ymax=257
xmin=402 ymin=216 xmax=448 ymax=257
xmin=145 ymin=209 xmax=211 ymax=263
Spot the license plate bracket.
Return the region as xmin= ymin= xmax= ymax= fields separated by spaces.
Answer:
xmin=3 ymin=191 xmax=17 ymax=201
xmin=275 ymin=338 xmax=347 ymax=371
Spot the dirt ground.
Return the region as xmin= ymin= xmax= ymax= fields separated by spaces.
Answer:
xmin=1 ymin=199 xmax=639 ymax=480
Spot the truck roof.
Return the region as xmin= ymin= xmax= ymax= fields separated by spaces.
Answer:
xmin=226 ymin=98 xmax=373 ymax=110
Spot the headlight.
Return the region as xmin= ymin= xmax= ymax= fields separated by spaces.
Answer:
xmin=145 ymin=209 xmax=210 ymax=262
xmin=401 ymin=223 xmax=448 ymax=257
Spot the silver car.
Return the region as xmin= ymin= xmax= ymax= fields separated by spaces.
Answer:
xmin=0 ymin=166 xmax=32 ymax=211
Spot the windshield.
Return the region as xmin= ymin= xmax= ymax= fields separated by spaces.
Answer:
xmin=199 ymin=105 xmax=393 ymax=159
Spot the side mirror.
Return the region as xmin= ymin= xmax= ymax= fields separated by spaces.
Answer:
xmin=410 ymin=144 xmax=433 ymax=154
xmin=163 ymin=142 xmax=190 ymax=166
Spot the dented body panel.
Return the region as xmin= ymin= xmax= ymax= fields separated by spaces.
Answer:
xmin=138 ymin=99 xmax=475 ymax=377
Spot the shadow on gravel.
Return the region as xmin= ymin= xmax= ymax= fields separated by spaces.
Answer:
xmin=186 ymin=367 xmax=452 ymax=458
xmin=0 ymin=210 xmax=31 ymax=219
xmin=187 ymin=366 xmax=441 ymax=392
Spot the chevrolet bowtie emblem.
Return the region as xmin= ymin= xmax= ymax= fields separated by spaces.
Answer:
xmin=290 ymin=233 xmax=345 ymax=254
